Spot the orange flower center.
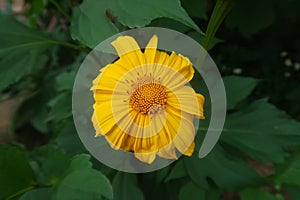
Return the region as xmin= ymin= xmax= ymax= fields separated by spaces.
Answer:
xmin=129 ymin=83 xmax=167 ymax=114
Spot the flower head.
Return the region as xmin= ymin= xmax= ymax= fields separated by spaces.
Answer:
xmin=91 ymin=35 xmax=204 ymax=164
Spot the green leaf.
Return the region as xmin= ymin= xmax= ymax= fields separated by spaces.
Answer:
xmin=19 ymin=188 xmax=52 ymax=200
xmin=107 ymin=0 xmax=200 ymax=32
xmin=0 ymin=145 xmax=35 ymax=199
xmin=112 ymin=172 xmax=144 ymax=200
xmin=70 ymin=0 xmax=119 ymax=48
xmin=179 ymin=182 xmax=205 ymax=200
xmin=47 ymin=92 xmax=72 ymax=122
xmin=53 ymin=154 xmax=113 ymax=200
xmin=225 ymin=0 xmax=275 ymax=37
xmin=54 ymin=170 xmax=113 ymax=200
xmin=0 ymin=15 xmax=54 ymax=91
xmin=70 ymin=0 xmax=201 ymax=48
xmin=276 ymin=154 xmax=300 ymax=186
xmin=240 ymin=188 xmax=282 ymax=200
xmin=52 ymin=121 xmax=85 ymax=155
xmin=221 ymin=99 xmax=300 ymax=163
xmin=149 ymin=18 xmax=191 ymax=33
xmin=56 ymin=70 xmax=76 ymax=92
xmin=30 ymin=145 xmax=70 ymax=185
xmin=165 ymin=160 xmax=187 ymax=182
xmin=65 ymin=154 xmax=92 ymax=174
xmin=223 ymin=76 xmax=259 ymax=109
xmin=181 ymin=0 xmax=207 ymax=19
xmin=184 ymin=144 xmax=261 ymax=190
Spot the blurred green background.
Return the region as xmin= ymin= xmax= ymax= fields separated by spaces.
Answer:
xmin=0 ymin=0 xmax=300 ymax=199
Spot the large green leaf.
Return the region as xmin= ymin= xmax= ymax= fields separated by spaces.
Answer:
xmin=19 ymin=188 xmax=52 ymax=200
xmin=181 ymin=0 xmax=207 ymax=19
xmin=70 ymin=0 xmax=119 ymax=48
xmin=112 ymin=172 xmax=144 ymax=200
xmin=53 ymin=154 xmax=113 ymax=200
xmin=221 ymin=99 xmax=300 ymax=163
xmin=30 ymin=145 xmax=70 ymax=185
xmin=70 ymin=0 xmax=200 ymax=48
xmin=107 ymin=0 xmax=200 ymax=32
xmin=223 ymin=76 xmax=259 ymax=109
xmin=0 ymin=15 xmax=55 ymax=91
xmin=0 ymin=145 xmax=35 ymax=199
xmin=65 ymin=154 xmax=92 ymax=174
xmin=184 ymin=143 xmax=261 ymax=190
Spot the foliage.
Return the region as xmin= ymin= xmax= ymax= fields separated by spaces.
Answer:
xmin=0 ymin=0 xmax=300 ymax=199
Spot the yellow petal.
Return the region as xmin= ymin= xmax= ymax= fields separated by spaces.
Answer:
xmin=105 ymin=126 xmax=127 ymax=150
xmin=166 ymin=107 xmax=195 ymax=155
xmin=154 ymin=51 xmax=169 ymax=65
xmin=92 ymin=112 xmax=104 ymax=136
xmin=111 ymin=36 xmax=145 ymax=66
xmin=93 ymin=100 xmax=130 ymax=135
xmin=91 ymin=63 xmax=135 ymax=91
xmin=93 ymin=101 xmax=115 ymax=134
xmin=144 ymin=35 xmax=158 ymax=63
xmin=183 ymin=142 xmax=195 ymax=156
xmin=134 ymin=151 xmax=157 ymax=164
xmin=166 ymin=52 xmax=194 ymax=83
xmin=93 ymin=90 xmax=112 ymax=102
xmin=167 ymin=86 xmax=204 ymax=118
xmin=196 ymin=93 xmax=205 ymax=119
xmin=157 ymin=142 xmax=178 ymax=160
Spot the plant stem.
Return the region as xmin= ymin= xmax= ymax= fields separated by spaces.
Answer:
xmin=6 ymin=186 xmax=34 ymax=200
xmin=202 ymin=0 xmax=235 ymax=50
xmin=50 ymin=39 xmax=90 ymax=52
xmin=49 ymin=0 xmax=71 ymax=21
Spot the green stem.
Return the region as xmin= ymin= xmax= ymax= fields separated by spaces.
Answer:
xmin=49 ymin=0 xmax=71 ymax=21
xmin=202 ymin=0 xmax=235 ymax=50
xmin=50 ymin=40 xmax=90 ymax=52
xmin=6 ymin=186 xmax=34 ymax=200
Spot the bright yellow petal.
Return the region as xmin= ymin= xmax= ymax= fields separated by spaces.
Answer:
xmin=105 ymin=126 xmax=128 ymax=150
xmin=144 ymin=35 xmax=158 ymax=63
xmin=111 ymin=36 xmax=145 ymax=66
xmin=167 ymin=86 xmax=203 ymax=118
xmin=184 ymin=142 xmax=195 ymax=156
xmin=93 ymin=90 xmax=112 ymax=102
xmin=91 ymin=62 xmax=135 ymax=91
xmin=166 ymin=107 xmax=195 ymax=155
xmin=196 ymin=93 xmax=205 ymax=119
xmin=93 ymin=99 xmax=130 ymax=135
xmin=166 ymin=52 xmax=194 ymax=83
xmin=134 ymin=152 xmax=157 ymax=164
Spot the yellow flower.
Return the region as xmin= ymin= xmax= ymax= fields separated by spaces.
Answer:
xmin=91 ymin=35 xmax=204 ymax=164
